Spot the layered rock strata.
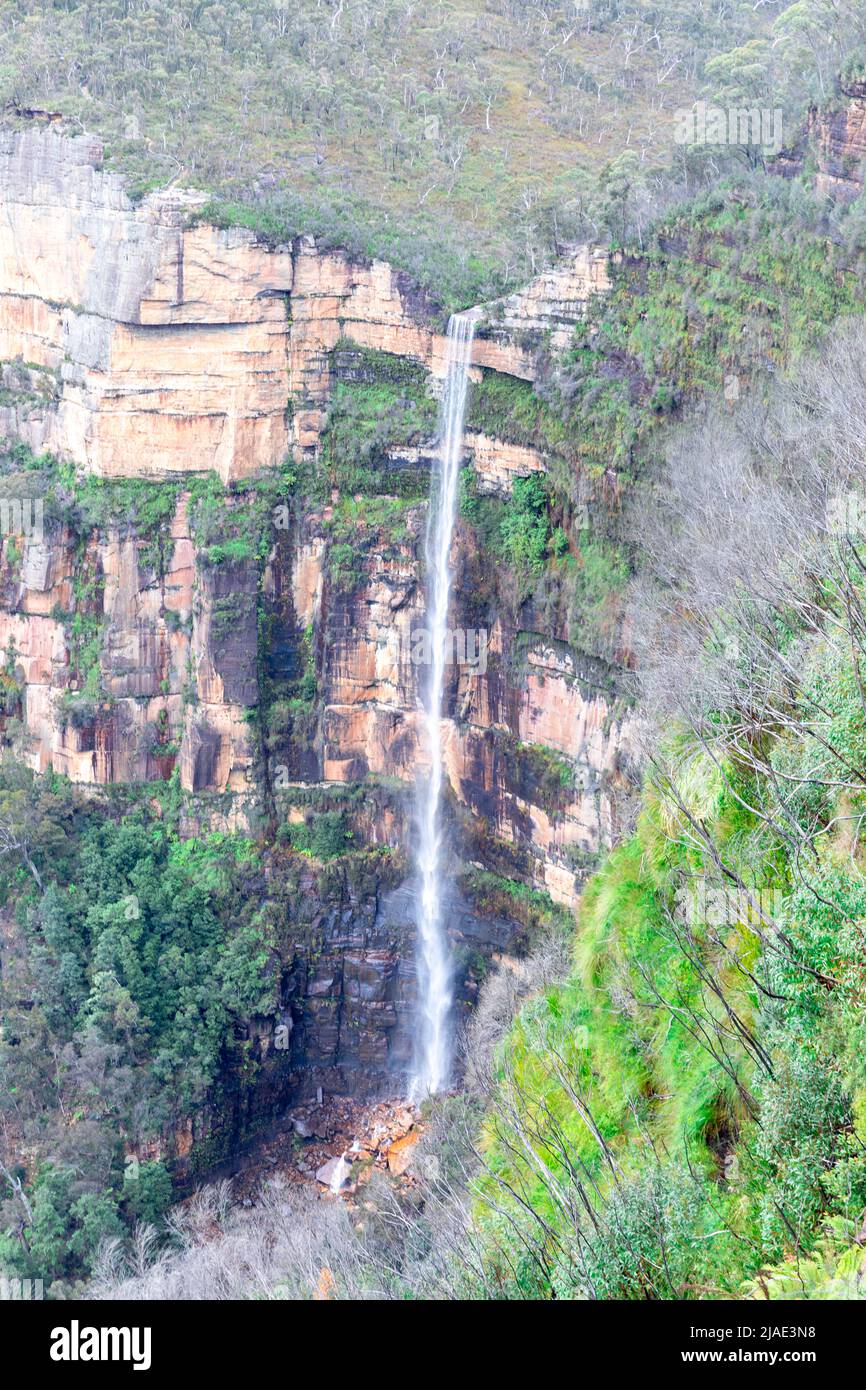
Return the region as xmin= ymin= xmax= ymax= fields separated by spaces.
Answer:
xmin=0 ymin=492 xmax=255 ymax=801
xmin=0 ymin=126 xmax=608 ymax=475
xmin=0 ymin=123 xmax=634 ymax=904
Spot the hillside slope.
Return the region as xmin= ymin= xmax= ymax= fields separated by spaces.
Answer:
xmin=4 ymin=0 xmax=861 ymax=303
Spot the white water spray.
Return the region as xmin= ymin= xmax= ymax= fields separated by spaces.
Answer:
xmin=410 ymin=310 xmax=478 ymax=1099
xmin=329 ymin=1152 xmax=352 ymax=1194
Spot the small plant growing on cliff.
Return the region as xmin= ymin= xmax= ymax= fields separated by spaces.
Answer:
xmin=328 ymin=541 xmax=361 ymax=593
xmin=280 ymin=811 xmax=353 ymax=861
xmin=549 ymin=526 xmax=569 ymax=559
xmin=458 ymin=465 xmax=480 ymax=522
xmin=0 ymin=639 xmax=23 ymax=718
xmin=499 ymin=474 xmax=551 ymax=575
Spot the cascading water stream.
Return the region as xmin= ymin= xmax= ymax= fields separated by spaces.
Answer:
xmin=329 ymin=1152 xmax=352 ymax=1195
xmin=410 ymin=310 xmax=478 ymax=1100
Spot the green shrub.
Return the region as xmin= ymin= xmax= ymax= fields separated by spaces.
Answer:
xmin=281 ymin=811 xmax=352 ymax=860
xmin=755 ymin=1041 xmax=850 ymax=1260
xmin=580 ymin=1167 xmax=709 ymax=1300
xmin=499 ymin=474 xmax=550 ymax=575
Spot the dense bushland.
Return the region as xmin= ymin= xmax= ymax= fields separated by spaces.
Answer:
xmin=454 ymin=322 xmax=866 ymax=1299
xmin=457 ymin=168 xmax=866 ymax=666
xmin=3 ymin=0 xmax=863 ymax=304
xmin=0 ymin=764 xmax=401 ymax=1291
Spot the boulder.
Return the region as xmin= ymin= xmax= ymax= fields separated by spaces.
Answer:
xmin=386 ymin=1129 xmax=420 ymax=1176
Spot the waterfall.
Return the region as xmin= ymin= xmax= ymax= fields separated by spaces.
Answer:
xmin=410 ymin=310 xmax=478 ymax=1100
xmin=329 ymin=1152 xmax=352 ymax=1195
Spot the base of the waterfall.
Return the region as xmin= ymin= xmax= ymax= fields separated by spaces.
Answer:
xmin=219 ymin=1093 xmax=429 ymax=1205
xmin=313 ymin=1095 xmax=425 ymax=1196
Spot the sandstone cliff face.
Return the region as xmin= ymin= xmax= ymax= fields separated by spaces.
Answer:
xmin=277 ymin=876 xmax=512 ymax=1100
xmin=0 ymin=123 xmax=634 ymax=1133
xmin=0 ymin=493 xmax=634 ymax=1000
xmin=384 ymin=434 xmax=548 ymax=497
xmin=159 ymin=866 xmax=516 ymax=1179
xmin=0 ymin=493 xmax=255 ymax=802
xmin=0 ymin=468 xmax=635 ymax=911
xmin=0 ymin=125 xmax=630 ymax=906
xmin=809 ymin=88 xmax=866 ymax=202
xmin=773 ymin=86 xmax=866 ymax=202
xmin=259 ymin=510 xmax=637 ymax=906
xmin=479 ymin=245 xmax=611 ymax=355
xmin=0 ymin=127 xmax=608 ymax=479
xmin=0 ymin=128 xmax=424 ymax=478
xmin=449 ymin=632 xmax=637 ymax=903
xmin=0 ymin=127 xmax=296 ymax=481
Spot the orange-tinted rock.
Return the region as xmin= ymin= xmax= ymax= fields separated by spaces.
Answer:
xmin=465 ymin=432 xmax=547 ymax=494
xmin=810 ymin=92 xmax=866 ymax=202
xmin=0 ymin=128 xmax=610 ymax=479
xmin=386 ymin=1129 xmax=420 ymax=1175
xmin=0 ymin=491 xmax=255 ymax=796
